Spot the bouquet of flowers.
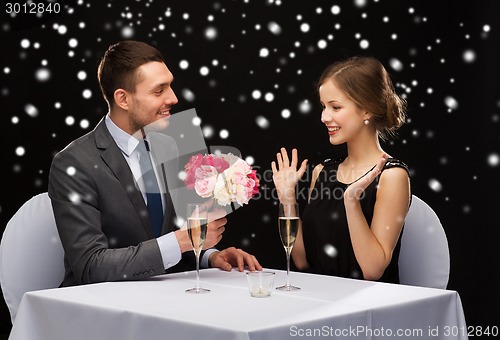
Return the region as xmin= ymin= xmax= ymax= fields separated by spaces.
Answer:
xmin=183 ymin=153 xmax=260 ymax=206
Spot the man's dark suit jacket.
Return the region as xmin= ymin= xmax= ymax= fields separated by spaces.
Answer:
xmin=48 ymin=118 xmax=195 ymax=286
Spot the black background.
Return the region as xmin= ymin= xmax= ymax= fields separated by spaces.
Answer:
xmin=1 ymin=0 xmax=499 ymax=336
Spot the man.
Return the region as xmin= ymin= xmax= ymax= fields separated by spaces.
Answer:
xmin=48 ymin=40 xmax=261 ymax=286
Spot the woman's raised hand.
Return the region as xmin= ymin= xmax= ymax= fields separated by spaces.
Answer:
xmin=344 ymin=153 xmax=389 ymax=202
xmin=271 ymin=148 xmax=308 ymax=204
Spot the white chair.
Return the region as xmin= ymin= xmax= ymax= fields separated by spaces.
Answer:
xmin=399 ymin=195 xmax=450 ymax=289
xmin=0 ymin=192 xmax=65 ymax=324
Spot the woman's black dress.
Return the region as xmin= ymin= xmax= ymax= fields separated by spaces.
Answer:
xmin=301 ymin=158 xmax=410 ymax=283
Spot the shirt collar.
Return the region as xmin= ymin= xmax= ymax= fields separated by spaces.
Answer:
xmin=104 ymin=114 xmax=141 ymax=157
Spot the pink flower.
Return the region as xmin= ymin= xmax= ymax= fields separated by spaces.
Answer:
xmin=193 ymin=165 xmax=218 ymax=198
xmin=184 ymin=154 xmax=204 ymax=189
xmin=210 ymin=155 xmax=230 ymax=173
xmin=184 ymin=152 xmax=260 ymax=207
xmin=248 ymin=170 xmax=260 ymax=195
xmin=184 ymin=154 xmax=230 ymax=188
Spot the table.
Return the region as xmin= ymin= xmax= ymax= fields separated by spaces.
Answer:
xmin=10 ymin=269 xmax=467 ymax=339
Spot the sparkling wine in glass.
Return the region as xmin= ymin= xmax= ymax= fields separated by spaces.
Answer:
xmin=276 ymin=203 xmax=300 ymax=291
xmin=185 ymin=203 xmax=210 ymax=294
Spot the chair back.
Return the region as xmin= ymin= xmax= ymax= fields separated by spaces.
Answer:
xmin=0 ymin=192 xmax=65 ymax=323
xmin=399 ymin=195 xmax=450 ymax=289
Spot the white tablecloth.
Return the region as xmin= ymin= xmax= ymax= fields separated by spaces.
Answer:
xmin=10 ymin=268 xmax=467 ymax=339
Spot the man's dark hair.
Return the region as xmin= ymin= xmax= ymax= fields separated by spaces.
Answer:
xmin=97 ymin=40 xmax=165 ymax=108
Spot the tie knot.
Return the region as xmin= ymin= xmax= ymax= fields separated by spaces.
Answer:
xmin=135 ymin=140 xmax=150 ymax=160
xmin=136 ymin=139 xmax=149 ymax=154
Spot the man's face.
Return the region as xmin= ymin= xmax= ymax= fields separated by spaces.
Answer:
xmin=127 ymin=61 xmax=178 ymax=134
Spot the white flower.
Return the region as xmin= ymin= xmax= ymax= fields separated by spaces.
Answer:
xmin=213 ymin=174 xmax=232 ymax=206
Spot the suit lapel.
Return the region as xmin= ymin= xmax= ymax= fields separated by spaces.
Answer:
xmin=93 ymin=119 xmax=153 ymax=238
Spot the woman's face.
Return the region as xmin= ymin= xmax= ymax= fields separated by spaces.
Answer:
xmin=319 ymin=80 xmax=369 ymax=145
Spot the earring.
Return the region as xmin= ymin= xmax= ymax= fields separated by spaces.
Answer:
xmin=364 ymin=119 xmax=369 ymax=126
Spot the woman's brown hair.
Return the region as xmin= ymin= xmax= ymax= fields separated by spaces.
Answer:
xmin=318 ymin=56 xmax=407 ymax=140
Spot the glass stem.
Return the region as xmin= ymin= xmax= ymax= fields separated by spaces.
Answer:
xmin=286 ymin=248 xmax=291 ymax=287
xmin=195 ymin=250 xmax=200 ymax=289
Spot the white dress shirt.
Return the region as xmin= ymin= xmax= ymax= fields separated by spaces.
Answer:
xmin=105 ymin=115 xmax=215 ymax=269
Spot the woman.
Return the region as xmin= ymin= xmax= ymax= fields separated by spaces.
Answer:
xmin=271 ymin=56 xmax=411 ymax=283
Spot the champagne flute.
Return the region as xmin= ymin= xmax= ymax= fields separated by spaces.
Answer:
xmin=276 ymin=203 xmax=300 ymax=291
xmin=185 ymin=203 xmax=210 ymax=294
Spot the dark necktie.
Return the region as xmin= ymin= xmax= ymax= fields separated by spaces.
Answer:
xmin=137 ymin=139 xmax=163 ymax=237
